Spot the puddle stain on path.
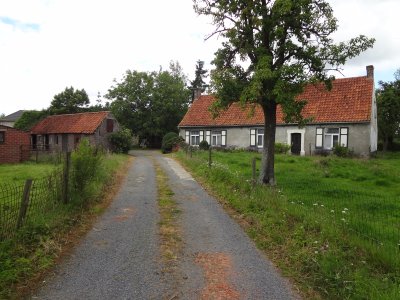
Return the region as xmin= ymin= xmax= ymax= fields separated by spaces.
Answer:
xmin=195 ymin=252 xmax=240 ymax=300
xmin=113 ymin=207 xmax=136 ymax=222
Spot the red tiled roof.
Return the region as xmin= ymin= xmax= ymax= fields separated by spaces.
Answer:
xmin=179 ymin=76 xmax=374 ymax=127
xmin=31 ymin=111 xmax=110 ymax=134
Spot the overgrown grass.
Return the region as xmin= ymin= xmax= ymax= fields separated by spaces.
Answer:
xmin=176 ymin=150 xmax=400 ymax=299
xmin=0 ymin=162 xmax=59 ymax=185
xmin=0 ymin=153 xmax=130 ymax=299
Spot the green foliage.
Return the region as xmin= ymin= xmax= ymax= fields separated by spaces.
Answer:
xmin=199 ymin=140 xmax=210 ymax=150
xmin=194 ymin=0 xmax=375 ymax=184
xmin=71 ymin=139 xmax=102 ymax=196
xmin=14 ymin=110 xmax=49 ymax=131
xmin=189 ymin=60 xmax=208 ymax=101
xmin=275 ymin=143 xmax=290 ymax=154
xmin=49 ymin=86 xmax=90 ymax=115
xmin=377 ymin=70 xmax=400 ymax=151
xmin=177 ymin=150 xmax=400 ymax=299
xmin=161 ymin=132 xmax=180 ymax=153
xmin=333 ymin=145 xmax=353 ymax=158
xmin=108 ymin=128 xmax=133 ymax=153
xmin=107 ymin=61 xmax=191 ymax=147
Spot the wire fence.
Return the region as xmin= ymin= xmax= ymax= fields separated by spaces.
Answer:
xmin=183 ymin=147 xmax=400 ymax=266
xmin=0 ymin=154 xmax=70 ymax=241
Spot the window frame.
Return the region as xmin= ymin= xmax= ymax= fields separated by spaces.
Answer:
xmin=211 ymin=130 xmax=222 ymax=146
xmin=0 ymin=131 xmax=5 ymax=144
xmin=256 ymin=129 xmax=264 ymax=148
xmin=190 ymin=130 xmax=200 ymax=146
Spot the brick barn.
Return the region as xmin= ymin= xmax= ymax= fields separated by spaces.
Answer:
xmin=0 ymin=125 xmax=31 ymax=164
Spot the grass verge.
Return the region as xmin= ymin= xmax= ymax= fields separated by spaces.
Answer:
xmin=175 ymin=150 xmax=400 ymax=299
xmin=0 ymin=154 xmax=132 ymax=299
xmin=154 ymin=161 xmax=182 ymax=297
xmin=0 ymin=162 xmax=59 ymax=185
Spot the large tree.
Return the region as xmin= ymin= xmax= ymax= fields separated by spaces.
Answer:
xmin=377 ymin=69 xmax=400 ymax=151
xmin=49 ymin=86 xmax=90 ymax=115
xmin=106 ymin=61 xmax=191 ymax=147
xmin=189 ymin=60 xmax=209 ymax=101
xmin=14 ymin=110 xmax=49 ymax=131
xmin=194 ymin=0 xmax=375 ymax=185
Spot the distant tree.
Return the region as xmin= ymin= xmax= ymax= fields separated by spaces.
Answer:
xmin=49 ymin=87 xmax=90 ymax=114
xmin=14 ymin=110 xmax=49 ymax=131
xmin=0 ymin=113 xmax=5 ymax=118
xmin=194 ymin=0 xmax=375 ymax=185
xmin=107 ymin=61 xmax=191 ymax=147
xmin=189 ymin=60 xmax=208 ymax=101
xmin=377 ymin=70 xmax=400 ymax=151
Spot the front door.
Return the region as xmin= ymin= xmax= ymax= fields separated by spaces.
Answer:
xmin=62 ymin=134 xmax=68 ymax=152
xmin=291 ymin=133 xmax=301 ymax=155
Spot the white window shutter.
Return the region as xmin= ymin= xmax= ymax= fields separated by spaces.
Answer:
xmin=250 ymin=129 xmax=256 ymax=146
xmin=340 ymin=128 xmax=348 ymax=147
xmin=200 ymin=130 xmax=204 ymax=142
xmin=206 ymin=130 xmax=211 ymax=144
xmin=221 ymin=130 xmax=227 ymax=146
xmin=316 ymin=128 xmax=323 ymax=148
xmin=185 ymin=131 xmax=190 ymax=144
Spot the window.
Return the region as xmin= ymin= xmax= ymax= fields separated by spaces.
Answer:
xmin=0 ymin=131 xmax=4 ymax=144
xmin=190 ymin=131 xmax=200 ymax=146
xmin=250 ymin=128 xmax=264 ymax=147
xmin=257 ymin=129 xmax=264 ymax=148
xmin=324 ymin=128 xmax=339 ymax=149
xmin=106 ymin=119 xmax=114 ymax=132
xmin=211 ymin=131 xmax=222 ymax=146
xmin=316 ymin=127 xmax=349 ymax=150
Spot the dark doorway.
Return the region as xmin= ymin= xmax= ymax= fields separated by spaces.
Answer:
xmin=62 ymin=134 xmax=68 ymax=152
xmin=291 ymin=133 xmax=301 ymax=155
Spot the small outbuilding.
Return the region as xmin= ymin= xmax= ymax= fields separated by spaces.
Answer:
xmin=30 ymin=111 xmax=119 ymax=152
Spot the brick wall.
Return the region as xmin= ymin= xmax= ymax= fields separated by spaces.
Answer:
xmin=0 ymin=125 xmax=31 ymax=164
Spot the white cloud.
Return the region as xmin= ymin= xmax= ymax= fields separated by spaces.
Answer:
xmin=0 ymin=0 xmax=399 ymax=115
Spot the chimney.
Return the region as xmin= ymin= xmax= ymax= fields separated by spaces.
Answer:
xmin=366 ymin=65 xmax=374 ymax=79
xmin=193 ymin=88 xmax=202 ymax=101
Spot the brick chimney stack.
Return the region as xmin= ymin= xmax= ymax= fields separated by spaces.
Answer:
xmin=193 ymin=88 xmax=202 ymax=101
xmin=366 ymin=65 xmax=374 ymax=79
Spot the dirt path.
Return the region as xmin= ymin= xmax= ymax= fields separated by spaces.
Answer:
xmin=35 ymin=150 xmax=297 ymax=299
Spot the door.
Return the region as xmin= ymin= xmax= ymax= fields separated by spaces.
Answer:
xmin=62 ymin=134 xmax=68 ymax=152
xmin=291 ymin=133 xmax=301 ymax=155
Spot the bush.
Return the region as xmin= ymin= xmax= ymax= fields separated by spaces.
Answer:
xmin=71 ymin=139 xmax=103 ymax=195
xmin=333 ymin=145 xmax=353 ymax=158
xmin=314 ymin=149 xmax=330 ymax=157
xmin=275 ymin=143 xmax=290 ymax=154
xmin=161 ymin=132 xmax=181 ymax=153
xmin=108 ymin=128 xmax=133 ymax=153
xmin=199 ymin=140 xmax=210 ymax=150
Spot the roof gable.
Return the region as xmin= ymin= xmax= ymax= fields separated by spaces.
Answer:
xmin=179 ymin=76 xmax=374 ymax=127
xmin=0 ymin=110 xmax=26 ymax=122
xmin=31 ymin=111 xmax=111 ymax=134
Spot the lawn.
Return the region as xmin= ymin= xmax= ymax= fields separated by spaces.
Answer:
xmin=176 ymin=149 xmax=400 ymax=299
xmin=0 ymin=162 xmax=60 ymax=185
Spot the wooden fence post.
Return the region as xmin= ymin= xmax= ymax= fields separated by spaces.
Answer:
xmin=208 ymin=147 xmax=212 ymax=168
xmin=190 ymin=147 xmax=193 ymax=158
xmin=17 ymin=179 xmax=33 ymax=229
xmin=252 ymin=157 xmax=257 ymax=186
xmin=62 ymin=152 xmax=71 ymax=204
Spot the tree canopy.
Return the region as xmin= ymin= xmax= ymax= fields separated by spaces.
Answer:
xmin=106 ymin=61 xmax=191 ymax=147
xmin=194 ymin=0 xmax=375 ymax=185
xmin=189 ymin=60 xmax=208 ymax=101
xmin=377 ymin=70 xmax=400 ymax=151
xmin=49 ymin=86 xmax=90 ymax=115
xmin=14 ymin=110 xmax=49 ymax=131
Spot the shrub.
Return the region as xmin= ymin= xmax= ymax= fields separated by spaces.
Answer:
xmin=71 ymin=139 xmax=103 ymax=195
xmin=333 ymin=145 xmax=353 ymax=158
xmin=199 ymin=140 xmax=210 ymax=150
xmin=314 ymin=149 xmax=330 ymax=157
xmin=161 ymin=132 xmax=180 ymax=153
xmin=108 ymin=128 xmax=133 ymax=153
xmin=275 ymin=143 xmax=290 ymax=154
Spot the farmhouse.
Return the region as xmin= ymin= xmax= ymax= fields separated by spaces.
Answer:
xmin=179 ymin=66 xmax=377 ymax=157
xmin=0 ymin=110 xmax=26 ymax=128
xmin=0 ymin=125 xmax=30 ymax=164
xmin=30 ymin=111 xmax=119 ymax=152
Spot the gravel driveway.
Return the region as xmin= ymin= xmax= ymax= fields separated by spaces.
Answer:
xmin=34 ymin=150 xmax=298 ymax=299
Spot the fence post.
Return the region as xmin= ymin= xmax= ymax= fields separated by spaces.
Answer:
xmin=17 ymin=179 xmax=33 ymax=229
xmin=252 ymin=157 xmax=257 ymax=186
xmin=208 ymin=147 xmax=212 ymax=168
xmin=62 ymin=152 xmax=71 ymax=204
xmin=35 ymin=149 xmax=39 ymax=163
xmin=190 ymin=147 xmax=193 ymax=158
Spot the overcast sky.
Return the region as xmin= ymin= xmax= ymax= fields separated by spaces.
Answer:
xmin=1 ymin=0 xmax=399 ymax=115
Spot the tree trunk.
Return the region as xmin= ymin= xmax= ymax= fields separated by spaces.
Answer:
xmin=383 ymin=135 xmax=389 ymax=152
xmin=259 ymin=101 xmax=277 ymax=185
